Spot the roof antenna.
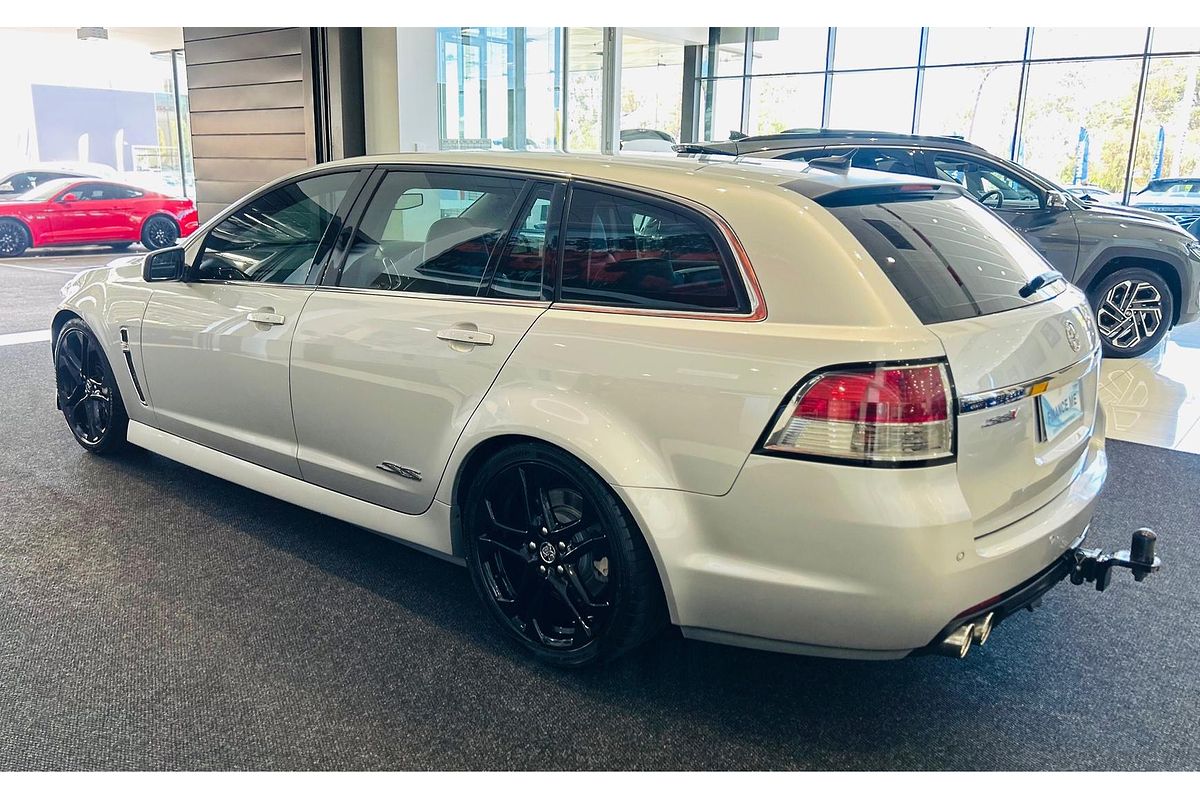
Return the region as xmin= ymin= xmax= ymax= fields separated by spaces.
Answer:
xmin=728 ymin=130 xmax=748 ymax=140
xmin=805 ymin=148 xmax=857 ymax=174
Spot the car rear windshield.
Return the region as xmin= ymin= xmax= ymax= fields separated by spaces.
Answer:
xmin=827 ymin=194 xmax=1065 ymax=324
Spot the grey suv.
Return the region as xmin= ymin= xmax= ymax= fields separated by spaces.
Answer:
xmin=678 ymin=130 xmax=1200 ymax=357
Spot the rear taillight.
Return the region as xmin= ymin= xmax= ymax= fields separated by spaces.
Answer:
xmin=761 ymin=362 xmax=955 ymax=465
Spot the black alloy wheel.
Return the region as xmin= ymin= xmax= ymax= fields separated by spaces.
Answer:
xmin=0 ymin=219 xmax=31 ymax=257
xmin=140 ymin=216 xmax=179 ymax=251
xmin=1089 ymin=267 xmax=1173 ymax=359
xmin=463 ymin=443 xmax=666 ymax=667
xmin=54 ymin=320 xmax=128 ymax=454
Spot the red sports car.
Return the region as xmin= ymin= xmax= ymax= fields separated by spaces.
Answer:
xmin=0 ymin=178 xmax=198 ymax=257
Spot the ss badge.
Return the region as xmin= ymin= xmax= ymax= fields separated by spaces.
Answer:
xmin=981 ymin=408 xmax=1020 ymax=429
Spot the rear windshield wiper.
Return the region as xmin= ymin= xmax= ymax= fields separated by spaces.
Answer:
xmin=1018 ymin=270 xmax=1064 ymax=298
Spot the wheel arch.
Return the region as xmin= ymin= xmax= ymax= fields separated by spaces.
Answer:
xmin=140 ymin=211 xmax=179 ymax=233
xmin=50 ymin=309 xmax=82 ymax=350
xmin=444 ymin=432 xmax=678 ymax=619
xmin=1077 ymin=248 xmax=1184 ymax=325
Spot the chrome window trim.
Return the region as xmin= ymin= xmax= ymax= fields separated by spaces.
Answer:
xmin=957 ymin=348 xmax=1100 ymax=414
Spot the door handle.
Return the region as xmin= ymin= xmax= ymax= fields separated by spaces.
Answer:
xmin=436 ymin=328 xmax=494 ymax=346
xmin=248 ymin=309 xmax=286 ymax=326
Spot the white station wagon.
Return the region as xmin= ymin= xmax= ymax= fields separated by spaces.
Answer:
xmin=52 ymin=152 xmax=1155 ymax=667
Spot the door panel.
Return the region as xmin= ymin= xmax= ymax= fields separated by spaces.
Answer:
xmin=290 ymin=292 xmax=545 ymax=513
xmin=140 ymin=283 xmax=314 ymax=476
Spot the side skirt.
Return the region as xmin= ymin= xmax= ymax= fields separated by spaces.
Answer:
xmin=127 ymin=421 xmax=462 ymax=565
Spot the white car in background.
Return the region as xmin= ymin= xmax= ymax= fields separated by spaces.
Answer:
xmin=52 ymin=152 xmax=1153 ymax=667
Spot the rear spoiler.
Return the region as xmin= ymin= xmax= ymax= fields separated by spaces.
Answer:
xmin=673 ymin=142 xmax=737 ymax=155
xmin=810 ymin=182 xmax=967 ymax=208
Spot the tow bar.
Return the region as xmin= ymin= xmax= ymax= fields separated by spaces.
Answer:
xmin=1070 ymin=527 xmax=1162 ymax=591
xmin=933 ymin=527 xmax=1162 ymax=657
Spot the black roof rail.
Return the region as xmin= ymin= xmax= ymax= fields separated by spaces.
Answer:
xmin=733 ymin=128 xmax=988 ymax=151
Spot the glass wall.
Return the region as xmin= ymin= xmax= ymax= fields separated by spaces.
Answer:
xmin=0 ymin=29 xmax=193 ymax=198
xmin=696 ymin=27 xmax=1200 ymax=200
xmin=436 ymin=27 xmax=564 ymax=151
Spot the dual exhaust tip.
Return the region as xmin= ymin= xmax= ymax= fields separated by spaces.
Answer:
xmin=938 ymin=612 xmax=994 ymax=658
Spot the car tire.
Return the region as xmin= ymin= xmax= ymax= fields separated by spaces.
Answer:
xmin=1087 ymin=268 xmax=1173 ymax=359
xmin=0 ymin=219 xmax=31 ymax=257
xmin=462 ymin=442 xmax=667 ymax=668
xmin=54 ymin=319 xmax=129 ymax=455
xmin=140 ymin=215 xmax=179 ymax=251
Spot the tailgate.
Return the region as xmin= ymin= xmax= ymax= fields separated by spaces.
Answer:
xmin=932 ymin=291 xmax=1099 ymax=536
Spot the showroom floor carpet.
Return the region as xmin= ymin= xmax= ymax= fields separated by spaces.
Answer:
xmin=1 ymin=340 xmax=1197 ymax=771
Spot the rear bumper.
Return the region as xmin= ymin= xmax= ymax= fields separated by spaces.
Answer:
xmin=620 ymin=418 xmax=1108 ymax=659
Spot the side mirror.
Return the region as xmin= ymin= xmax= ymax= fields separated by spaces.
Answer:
xmin=59 ymin=193 xmax=78 ymax=203
xmin=1045 ymin=191 xmax=1068 ymax=210
xmin=142 ymin=246 xmax=186 ymax=282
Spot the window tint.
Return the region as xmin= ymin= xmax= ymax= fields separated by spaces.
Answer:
xmin=559 ymin=188 xmax=743 ymax=312
xmin=486 ymin=183 xmax=555 ymax=300
xmin=64 ymin=183 xmax=111 ymax=201
xmin=338 ymin=171 xmax=526 ymax=296
xmin=932 ymin=153 xmax=1041 ymax=211
xmin=829 ymin=194 xmax=1064 ymax=324
xmin=196 ymin=172 xmax=356 ymax=284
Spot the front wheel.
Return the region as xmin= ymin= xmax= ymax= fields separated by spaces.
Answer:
xmin=0 ymin=219 xmax=31 ymax=257
xmin=462 ymin=442 xmax=667 ymax=667
xmin=54 ymin=319 xmax=128 ymax=454
xmin=1088 ymin=268 xmax=1173 ymax=358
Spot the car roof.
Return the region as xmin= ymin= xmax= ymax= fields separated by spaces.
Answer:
xmin=325 ymin=150 xmax=958 ymax=202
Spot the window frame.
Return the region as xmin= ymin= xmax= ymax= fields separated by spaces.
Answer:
xmin=553 ymin=179 xmax=753 ymax=316
xmin=187 ymin=167 xmax=371 ymax=287
xmin=480 ymin=180 xmax=567 ymax=302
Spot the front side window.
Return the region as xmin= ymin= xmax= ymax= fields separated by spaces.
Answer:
xmin=337 ymin=171 xmax=526 ymax=296
xmin=63 ymin=183 xmax=110 ymax=202
xmin=558 ymin=187 xmax=744 ymax=312
xmin=195 ymin=171 xmax=357 ymax=284
xmin=932 ymin=153 xmax=1042 ymax=211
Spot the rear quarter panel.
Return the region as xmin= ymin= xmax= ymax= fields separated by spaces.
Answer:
xmin=439 ymin=186 xmax=947 ymax=502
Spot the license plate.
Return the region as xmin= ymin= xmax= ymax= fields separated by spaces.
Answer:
xmin=1038 ymin=380 xmax=1084 ymax=442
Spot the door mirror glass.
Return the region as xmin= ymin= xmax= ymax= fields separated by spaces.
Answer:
xmin=1046 ymin=190 xmax=1069 ymax=209
xmin=142 ymin=246 xmax=187 ymax=282
xmin=59 ymin=193 xmax=78 ymax=203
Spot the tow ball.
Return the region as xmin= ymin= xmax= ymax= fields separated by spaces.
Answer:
xmin=1070 ymin=527 xmax=1162 ymax=592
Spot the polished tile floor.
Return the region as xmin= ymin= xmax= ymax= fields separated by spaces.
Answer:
xmin=1101 ymin=323 xmax=1200 ymax=454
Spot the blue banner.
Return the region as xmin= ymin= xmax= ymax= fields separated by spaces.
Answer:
xmin=1153 ymin=125 xmax=1166 ymax=180
xmin=1073 ymin=127 xmax=1090 ymax=184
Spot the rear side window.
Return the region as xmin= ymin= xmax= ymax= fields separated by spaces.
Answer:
xmin=338 ymin=171 xmax=526 ymax=296
xmin=828 ymin=194 xmax=1065 ymax=324
xmin=559 ymin=187 xmax=745 ymax=312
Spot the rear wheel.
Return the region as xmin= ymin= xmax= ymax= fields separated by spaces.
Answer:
xmin=0 ymin=219 xmax=30 ymax=257
xmin=462 ymin=442 xmax=666 ymax=667
xmin=1088 ymin=268 xmax=1173 ymax=358
xmin=54 ymin=319 xmax=128 ymax=454
xmin=140 ymin=216 xmax=179 ymax=251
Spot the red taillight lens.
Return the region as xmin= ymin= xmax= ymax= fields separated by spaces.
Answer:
xmin=764 ymin=362 xmax=954 ymax=464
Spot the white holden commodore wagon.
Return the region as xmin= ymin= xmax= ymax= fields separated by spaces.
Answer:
xmin=53 ymin=152 xmax=1128 ymax=666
